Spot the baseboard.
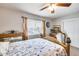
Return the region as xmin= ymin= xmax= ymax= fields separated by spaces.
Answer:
xmin=71 ymin=44 xmax=79 ymax=49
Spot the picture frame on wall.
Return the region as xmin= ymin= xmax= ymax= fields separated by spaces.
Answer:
xmin=46 ymin=22 xmax=50 ymax=28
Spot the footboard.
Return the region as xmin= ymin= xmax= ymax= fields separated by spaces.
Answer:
xmin=43 ymin=36 xmax=71 ymax=56
xmin=66 ymin=37 xmax=71 ymax=56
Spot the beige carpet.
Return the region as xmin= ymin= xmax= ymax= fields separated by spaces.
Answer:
xmin=70 ymin=46 xmax=79 ymax=56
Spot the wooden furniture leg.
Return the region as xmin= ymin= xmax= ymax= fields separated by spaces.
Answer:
xmin=66 ymin=37 xmax=71 ymax=56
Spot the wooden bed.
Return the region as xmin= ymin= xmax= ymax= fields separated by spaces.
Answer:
xmin=0 ymin=16 xmax=71 ymax=56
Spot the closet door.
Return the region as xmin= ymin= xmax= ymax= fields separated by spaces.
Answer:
xmin=63 ymin=18 xmax=79 ymax=48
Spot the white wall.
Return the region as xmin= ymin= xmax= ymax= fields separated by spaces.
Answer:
xmin=63 ymin=18 xmax=79 ymax=48
xmin=52 ymin=13 xmax=79 ymax=48
xmin=0 ymin=7 xmax=53 ymax=34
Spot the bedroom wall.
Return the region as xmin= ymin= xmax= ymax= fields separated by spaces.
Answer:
xmin=52 ymin=13 xmax=79 ymax=48
xmin=0 ymin=7 xmax=53 ymax=38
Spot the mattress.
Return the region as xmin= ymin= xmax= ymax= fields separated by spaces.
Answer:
xmin=3 ymin=38 xmax=67 ymax=56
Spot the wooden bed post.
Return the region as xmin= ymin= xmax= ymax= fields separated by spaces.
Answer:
xmin=42 ymin=17 xmax=46 ymax=37
xmin=66 ymin=37 xmax=71 ymax=56
xmin=21 ymin=16 xmax=28 ymax=40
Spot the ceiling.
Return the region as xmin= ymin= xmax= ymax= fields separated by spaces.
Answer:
xmin=0 ymin=3 xmax=79 ymax=19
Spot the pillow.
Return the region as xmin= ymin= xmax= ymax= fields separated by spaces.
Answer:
xmin=0 ymin=42 xmax=9 ymax=56
xmin=10 ymin=36 xmax=22 ymax=40
xmin=56 ymin=33 xmax=64 ymax=42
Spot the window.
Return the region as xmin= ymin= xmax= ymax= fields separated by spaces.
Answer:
xmin=27 ymin=19 xmax=42 ymax=35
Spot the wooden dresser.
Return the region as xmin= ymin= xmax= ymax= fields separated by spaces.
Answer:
xmin=0 ymin=32 xmax=22 ymax=38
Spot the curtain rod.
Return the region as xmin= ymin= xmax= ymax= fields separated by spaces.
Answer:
xmin=21 ymin=16 xmax=47 ymax=21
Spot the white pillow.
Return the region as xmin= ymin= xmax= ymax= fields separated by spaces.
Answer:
xmin=56 ymin=33 xmax=64 ymax=42
xmin=10 ymin=36 xmax=22 ymax=40
xmin=0 ymin=42 xmax=9 ymax=56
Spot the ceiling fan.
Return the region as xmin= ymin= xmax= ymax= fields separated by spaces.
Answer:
xmin=40 ymin=3 xmax=72 ymax=13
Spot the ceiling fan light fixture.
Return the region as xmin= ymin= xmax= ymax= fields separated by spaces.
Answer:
xmin=48 ymin=6 xmax=54 ymax=11
xmin=46 ymin=8 xmax=54 ymax=14
xmin=47 ymin=4 xmax=55 ymax=13
xmin=51 ymin=10 xmax=54 ymax=13
xmin=40 ymin=3 xmax=72 ymax=14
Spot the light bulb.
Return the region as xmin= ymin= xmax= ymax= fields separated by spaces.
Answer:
xmin=48 ymin=6 xmax=54 ymax=10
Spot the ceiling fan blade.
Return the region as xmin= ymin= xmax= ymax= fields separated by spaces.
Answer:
xmin=56 ymin=3 xmax=71 ymax=7
xmin=40 ymin=6 xmax=49 ymax=11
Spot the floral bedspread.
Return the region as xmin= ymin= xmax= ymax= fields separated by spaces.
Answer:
xmin=6 ymin=38 xmax=67 ymax=56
